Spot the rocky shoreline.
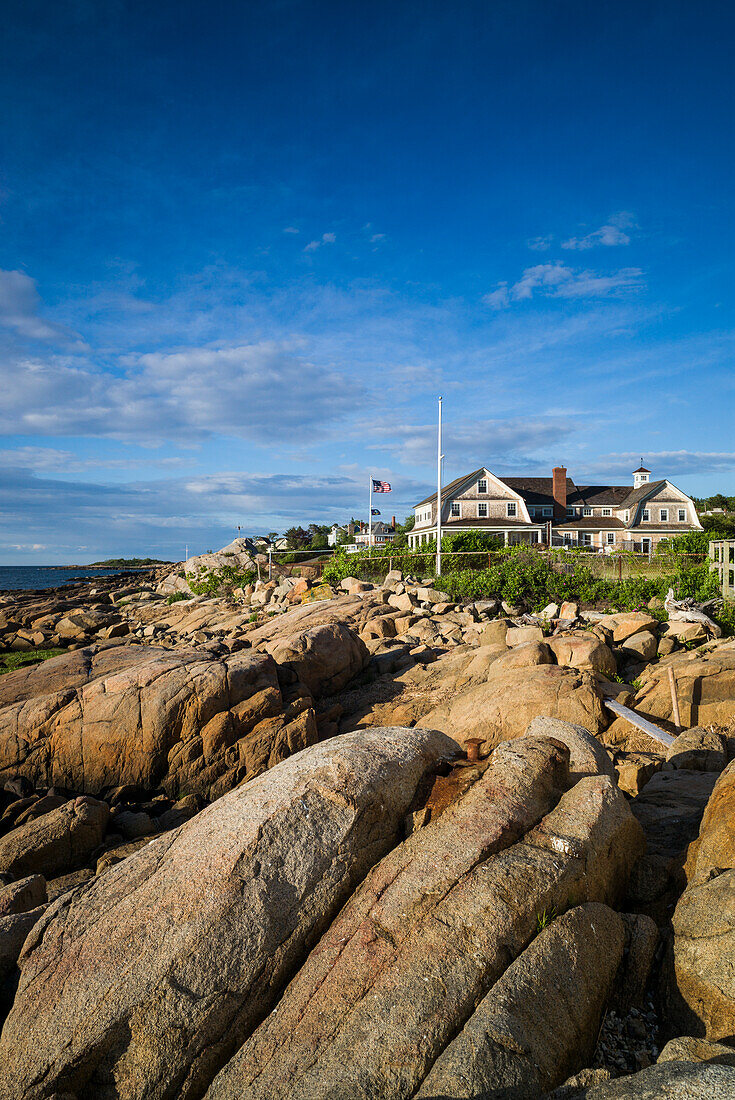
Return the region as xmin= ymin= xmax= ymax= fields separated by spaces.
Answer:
xmin=0 ymin=550 xmax=733 ymax=1097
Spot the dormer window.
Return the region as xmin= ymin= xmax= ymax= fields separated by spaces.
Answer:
xmin=678 ymin=509 xmax=686 ymax=522
xmin=507 ymin=501 xmax=517 ymax=517
xmin=660 ymin=508 xmax=668 ymax=521
xmin=478 ymin=479 xmax=487 ymax=493
xmin=602 ymin=508 xmax=612 ymax=517
xmin=528 ymin=506 xmax=536 ymax=516
xmin=450 ymin=502 xmax=460 ymax=517
xmin=566 ymin=506 xmax=575 ymax=516
xmin=583 ymin=507 xmax=592 ymax=516
xmin=643 ymin=509 xmax=650 ymax=521
xmin=543 ymin=507 xmax=552 ymax=517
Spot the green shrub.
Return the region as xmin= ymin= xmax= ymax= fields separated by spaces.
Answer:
xmin=166 ymin=591 xmax=192 ymax=604
xmin=187 ymin=565 xmax=256 ymax=597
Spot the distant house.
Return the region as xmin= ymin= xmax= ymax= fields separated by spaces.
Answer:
xmin=354 ymin=519 xmax=397 ymax=547
xmin=327 ymin=524 xmax=347 ymax=547
xmin=408 ymin=465 xmax=701 ymax=552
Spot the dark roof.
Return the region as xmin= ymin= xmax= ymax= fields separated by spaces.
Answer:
xmin=502 ymin=477 xmax=575 ymax=506
xmin=634 ymin=465 xmax=651 ymax=473
xmin=568 ymin=485 xmax=632 ymax=507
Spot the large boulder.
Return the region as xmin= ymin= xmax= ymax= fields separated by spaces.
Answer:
xmin=665 ymin=727 xmax=728 ymax=772
xmin=0 ymin=906 xmax=47 ymax=984
xmin=207 ymin=762 xmax=643 ymax=1100
xmin=0 ymin=875 xmax=46 ymax=918
xmin=665 ymin=760 xmax=735 ymax=1041
xmin=415 ymin=904 xmax=625 ymax=1098
xmin=0 ymin=644 xmax=283 ymax=797
xmin=262 ymin=622 xmax=369 ymax=696
xmin=423 ymin=664 xmax=605 ymax=751
xmin=571 ymin=1060 xmax=735 ymax=1097
xmin=0 ymin=797 xmax=108 ymax=879
xmin=525 ymin=716 xmax=615 ymax=783
xmin=0 ymin=727 xmax=456 ymax=1100
xmin=605 ymin=641 xmax=735 ymax=747
xmin=549 ymin=633 xmax=617 ymax=678
xmin=183 ymin=538 xmax=257 ymax=579
xmin=597 ymin=612 xmax=659 ymax=643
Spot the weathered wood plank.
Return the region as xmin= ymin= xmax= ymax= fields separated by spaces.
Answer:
xmin=604 ymin=699 xmax=676 ymax=747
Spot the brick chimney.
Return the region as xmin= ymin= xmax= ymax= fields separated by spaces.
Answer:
xmin=552 ymin=466 xmax=567 ymax=518
xmin=391 ymin=515 xmax=396 ymax=529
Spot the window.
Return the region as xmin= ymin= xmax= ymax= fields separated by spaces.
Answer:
xmin=660 ymin=509 xmax=669 ymax=522
xmin=478 ymin=479 xmax=487 ymax=493
xmin=607 ymin=532 xmax=615 ymax=545
xmin=542 ymin=507 xmax=552 ymax=517
xmin=678 ymin=509 xmax=686 ymax=522
xmin=583 ymin=507 xmax=592 ymax=516
xmin=528 ymin=506 xmax=536 ymax=517
xmin=602 ymin=508 xmax=612 ymax=517
xmin=478 ymin=503 xmax=488 ymax=518
xmin=624 ymin=511 xmax=630 ymax=522
xmin=642 ymin=509 xmax=650 ymax=521
xmin=450 ymin=502 xmax=460 ymax=517
xmin=730 ymin=569 xmax=735 ymax=588
xmin=507 ymin=501 xmax=517 ymax=517
xmin=581 ymin=533 xmax=592 ymax=545
xmin=566 ymin=506 xmax=575 ymax=516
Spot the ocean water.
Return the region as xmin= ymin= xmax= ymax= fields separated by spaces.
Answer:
xmin=0 ymin=566 xmax=128 ymax=592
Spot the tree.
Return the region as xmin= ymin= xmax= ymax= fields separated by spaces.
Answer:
xmin=309 ymin=533 xmax=328 ymax=550
xmin=285 ymin=526 xmax=310 ymax=549
xmin=267 ymin=531 xmax=280 ymax=542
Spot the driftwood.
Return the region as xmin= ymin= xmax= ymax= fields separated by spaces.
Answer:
xmin=664 ymin=588 xmax=722 ymax=638
xmin=603 ymin=699 xmax=676 ymax=748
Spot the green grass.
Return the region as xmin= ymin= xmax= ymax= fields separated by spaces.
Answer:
xmin=0 ymin=648 xmax=66 ymax=675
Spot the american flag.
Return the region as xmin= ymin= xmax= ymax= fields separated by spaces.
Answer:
xmin=371 ymin=508 xmax=381 ymax=515
xmin=372 ymin=479 xmax=391 ymax=493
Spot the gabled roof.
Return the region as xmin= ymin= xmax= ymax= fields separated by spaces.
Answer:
xmin=634 ymin=465 xmax=651 ymax=473
xmin=622 ymin=479 xmax=667 ymax=508
xmin=414 ymin=468 xmax=486 ymax=509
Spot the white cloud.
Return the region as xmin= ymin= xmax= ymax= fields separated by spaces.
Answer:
xmin=367 ymin=415 xmax=577 ymax=468
xmin=283 ymin=226 xmax=300 ymax=234
xmin=304 ymin=232 xmax=336 ymax=252
xmin=584 ymin=451 xmax=735 ymax=478
xmin=527 ymin=235 xmax=553 ymax=251
xmin=0 ymin=269 xmax=76 ymax=342
xmin=483 ymin=263 xmax=644 ymax=309
xmin=562 ymin=213 xmax=635 ymax=251
xmin=0 ymin=341 xmax=365 ymax=443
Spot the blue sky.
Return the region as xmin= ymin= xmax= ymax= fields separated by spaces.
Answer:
xmin=1 ymin=0 xmax=734 ymax=563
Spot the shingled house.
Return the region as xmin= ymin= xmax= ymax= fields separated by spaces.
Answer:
xmin=408 ymin=465 xmax=701 ymax=551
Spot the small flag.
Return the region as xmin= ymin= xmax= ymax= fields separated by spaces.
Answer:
xmin=372 ymin=479 xmax=392 ymax=493
xmin=371 ymin=508 xmax=381 ymax=516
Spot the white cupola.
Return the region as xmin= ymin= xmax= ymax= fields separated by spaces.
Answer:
xmin=633 ymin=464 xmax=651 ymax=489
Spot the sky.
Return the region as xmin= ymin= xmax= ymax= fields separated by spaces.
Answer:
xmin=0 ymin=0 xmax=734 ymax=563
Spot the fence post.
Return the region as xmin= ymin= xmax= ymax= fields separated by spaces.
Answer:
xmin=618 ymin=556 xmax=622 ymax=582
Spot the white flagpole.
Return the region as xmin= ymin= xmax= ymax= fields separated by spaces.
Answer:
xmin=436 ymin=395 xmax=443 ymax=577
xmin=368 ymin=475 xmax=373 ymax=548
